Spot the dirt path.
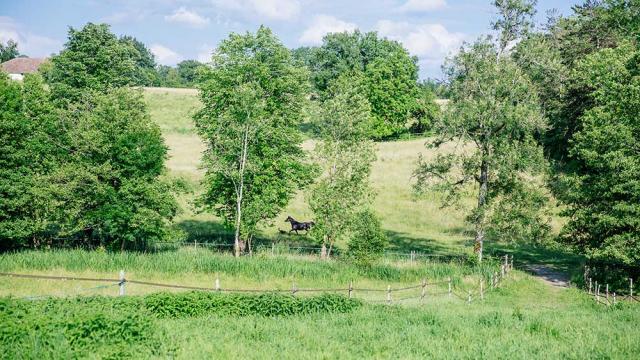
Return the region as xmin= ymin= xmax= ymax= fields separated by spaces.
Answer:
xmin=525 ymin=264 xmax=571 ymax=288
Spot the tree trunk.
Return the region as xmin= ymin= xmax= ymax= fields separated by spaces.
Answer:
xmin=475 ymin=157 xmax=489 ymax=262
xmin=234 ymin=126 xmax=250 ymax=258
xmin=320 ymin=239 xmax=327 ymax=260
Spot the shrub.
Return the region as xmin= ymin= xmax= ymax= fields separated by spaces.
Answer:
xmin=347 ymin=210 xmax=388 ymax=266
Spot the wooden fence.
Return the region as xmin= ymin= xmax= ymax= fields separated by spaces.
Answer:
xmin=0 ymin=255 xmax=516 ymax=305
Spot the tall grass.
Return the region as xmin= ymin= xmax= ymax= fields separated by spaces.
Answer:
xmin=0 ymin=249 xmax=493 ymax=284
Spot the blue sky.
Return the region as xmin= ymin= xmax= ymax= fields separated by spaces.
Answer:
xmin=0 ymin=0 xmax=580 ymax=78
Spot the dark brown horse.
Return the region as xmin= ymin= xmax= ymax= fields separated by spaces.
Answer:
xmin=285 ymin=216 xmax=314 ymax=235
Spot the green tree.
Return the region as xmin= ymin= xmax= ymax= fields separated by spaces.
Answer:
xmin=308 ymin=75 xmax=376 ymax=259
xmin=176 ymin=60 xmax=205 ymax=86
xmin=0 ymin=40 xmax=20 ymax=62
xmin=409 ymin=82 xmax=440 ymax=134
xmin=309 ymin=31 xmax=421 ymax=139
xmin=514 ymin=0 xmax=639 ymax=163
xmin=413 ymin=0 xmax=545 ymax=261
xmin=155 ymin=65 xmax=182 ymax=87
xmin=50 ymin=88 xmax=182 ymax=250
xmin=120 ymin=35 xmax=158 ymax=86
xmin=195 ymin=26 xmax=313 ymax=256
xmin=46 ymin=23 xmax=140 ymax=102
xmin=558 ymin=42 xmax=640 ymax=266
xmin=0 ymin=74 xmax=61 ymax=249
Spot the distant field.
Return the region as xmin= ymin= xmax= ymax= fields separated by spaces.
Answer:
xmin=143 ymin=88 xmax=472 ymax=255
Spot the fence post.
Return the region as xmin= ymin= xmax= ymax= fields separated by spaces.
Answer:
xmin=480 ymin=278 xmax=484 ymax=300
xmin=613 ymin=292 xmax=616 ymax=305
xmin=348 ymin=281 xmax=353 ymax=299
xmin=606 ymin=284 xmax=609 ymax=301
xmin=421 ymin=278 xmax=426 ymax=301
xmin=119 ymin=270 xmax=125 ymax=296
xmin=501 ymin=264 xmax=505 ymax=278
xmin=448 ymin=277 xmax=452 ymax=298
xmin=215 ymin=275 xmax=220 ymax=291
xmin=588 ymin=278 xmax=592 ymax=295
xmin=504 ymin=255 xmax=508 ymax=270
xmin=631 ymin=278 xmax=634 ymax=298
xmin=271 ymin=243 xmax=275 ymax=256
xmin=467 ymin=290 xmax=471 ymax=305
xmin=386 ymin=285 xmax=392 ymax=304
xmin=510 ymin=257 xmax=514 ymax=271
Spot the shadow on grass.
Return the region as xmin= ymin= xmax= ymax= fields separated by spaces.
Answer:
xmin=485 ymin=241 xmax=585 ymax=279
xmin=176 ymin=219 xmax=318 ymax=248
xmin=385 ymin=230 xmax=461 ymax=255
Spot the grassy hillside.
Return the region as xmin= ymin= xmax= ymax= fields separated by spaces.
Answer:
xmin=144 ymin=88 xmax=472 ymax=256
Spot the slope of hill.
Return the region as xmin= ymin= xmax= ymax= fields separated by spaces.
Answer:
xmin=143 ymin=88 xmax=472 ymax=255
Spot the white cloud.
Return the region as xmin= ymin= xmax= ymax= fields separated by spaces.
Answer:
xmin=299 ymin=15 xmax=357 ymax=45
xmin=398 ymin=0 xmax=447 ymax=12
xmin=151 ymin=44 xmax=183 ymax=65
xmin=376 ymin=20 xmax=465 ymax=59
xmin=197 ymin=44 xmax=215 ymax=63
xmin=213 ymin=0 xmax=301 ymax=20
xmin=0 ymin=16 xmax=61 ymax=58
xmin=165 ymin=7 xmax=210 ymax=28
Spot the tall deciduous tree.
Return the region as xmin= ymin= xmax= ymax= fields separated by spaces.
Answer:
xmin=308 ymin=74 xmax=376 ymax=259
xmin=414 ymin=0 xmax=545 ymax=262
xmin=45 ymin=23 xmax=140 ymax=102
xmin=309 ymin=31 xmax=421 ymax=139
xmin=559 ymin=42 xmax=640 ymax=266
xmin=195 ymin=26 xmax=313 ymax=257
xmin=0 ymin=74 xmax=60 ymax=249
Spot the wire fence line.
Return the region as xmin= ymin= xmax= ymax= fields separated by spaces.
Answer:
xmin=0 ymin=258 xmax=515 ymax=305
xmin=150 ymin=241 xmax=501 ymax=265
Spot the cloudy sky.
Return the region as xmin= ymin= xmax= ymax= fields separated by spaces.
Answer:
xmin=1 ymin=0 xmax=580 ymax=78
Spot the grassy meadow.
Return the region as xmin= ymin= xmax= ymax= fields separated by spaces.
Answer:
xmin=2 ymin=88 xmax=636 ymax=359
xmin=143 ymin=88 xmax=473 ymax=255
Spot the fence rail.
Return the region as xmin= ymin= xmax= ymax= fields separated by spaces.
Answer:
xmin=150 ymin=241 xmax=497 ymax=265
xmin=0 ymin=255 xmax=516 ymax=305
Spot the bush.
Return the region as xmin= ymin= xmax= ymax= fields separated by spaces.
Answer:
xmin=347 ymin=210 xmax=388 ymax=266
xmin=0 ymin=297 xmax=172 ymax=358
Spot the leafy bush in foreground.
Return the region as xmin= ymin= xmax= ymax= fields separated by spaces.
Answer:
xmin=0 ymin=292 xmax=361 ymax=358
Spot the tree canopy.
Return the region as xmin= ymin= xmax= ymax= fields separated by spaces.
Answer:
xmin=195 ymin=26 xmax=313 ymax=256
xmin=558 ymin=42 xmax=640 ymax=266
xmin=307 ymin=31 xmax=423 ymax=139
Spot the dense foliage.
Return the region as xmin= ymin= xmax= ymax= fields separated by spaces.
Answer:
xmin=0 ymin=74 xmax=61 ymax=249
xmin=0 ymin=292 xmax=360 ymax=358
xmin=347 ymin=210 xmax=388 ymax=266
xmin=306 ymin=31 xmax=430 ymax=139
xmin=195 ymin=27 xmax=314 ymax=256
xmin=0 ymin=23 xmax=182 ymax=251
xmin=308 ymin=74 xmax=377 ymax=258
xmin=558 ymin=43 xmax=640 ymax=266
xmin=0 ymin=40 xmax=20 ymax=62
xmin=512 ymin=0 xmax=640 ymax=271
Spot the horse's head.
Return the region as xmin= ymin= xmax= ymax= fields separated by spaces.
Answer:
xmin=285 ymin=216 xmax=294 ymax=223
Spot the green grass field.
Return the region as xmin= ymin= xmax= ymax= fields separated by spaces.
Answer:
xmin=2 ymin=88 xmax=636 ymax=359
xmin=1 ymin=251 xmax=638 ymax=359
xmin=144 ymin=88 xmax=473 ymax=255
